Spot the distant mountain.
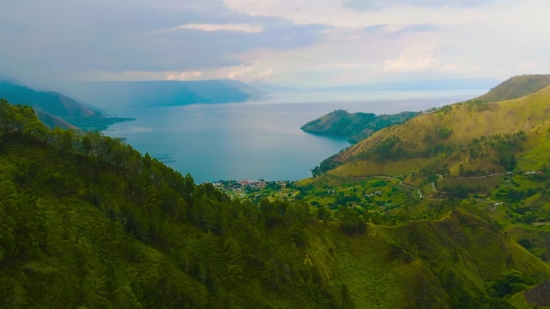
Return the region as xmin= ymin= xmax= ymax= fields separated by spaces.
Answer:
xmin=475 ymin=74 xmax=550 ymax=102
xmin=220 ymin=80 xmax=266 ymax=96
xmin=301 ymin=109 xmax=419 ymax=144
xmin=317 ymin=78 xmax=500 ymax=92
xmin=0 ymin=79 xmax=133 ymax=130
xmin=249 ymin=81 xmax=300 ymax=93
xmin=66 ymin=80 xmax=266 ymax=109
xmin=0 ymin=79 xmax=101 ymax=119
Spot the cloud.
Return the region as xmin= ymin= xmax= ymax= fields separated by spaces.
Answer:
xmin=343 ymin=0 xmax=495 ymax=11
xmin=170 ymin=23 xmax=263 ymax=33
xmin=1 ymin=0 xmax=550 ymax=89
xmin=384 ymin=48 xmax=440 ymax=72
xmin=363 ymin=24 xmax=387 ymax=33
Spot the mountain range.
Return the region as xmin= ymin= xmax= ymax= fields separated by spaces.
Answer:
xmin=63 ymin=80 xmax=266 ymax=110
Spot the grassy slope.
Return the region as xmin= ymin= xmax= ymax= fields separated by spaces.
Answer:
xmin=329 ymin=84 xmax=550 ymax=178
xmin=477 ymin=74 xmax=550 ymax=102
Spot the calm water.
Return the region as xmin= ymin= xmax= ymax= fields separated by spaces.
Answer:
xmin=104 ymin=90 xmax=486 ymax=183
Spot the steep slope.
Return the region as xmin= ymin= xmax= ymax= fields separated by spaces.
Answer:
xmin=220 ymin=79 xmax=266 ymax=96
xmin=301 ymin=109 xmax=418 ymax=143
xmin=477 ymin=74 xmax=550 ymax=102
xmin=0 ymin=80 xmax=133 ymax=130
xmin=0 ymin=79 xmax=101 ymax=119
xmin=325 ymin=84 xmax=550 ymax=179
xmin=2 ymin=103 xmax=550 ymax=308
xmin=67 ymin=80 xmax=264 ymax=109
xmin=35 ymin=110 xmax=78 ymax=130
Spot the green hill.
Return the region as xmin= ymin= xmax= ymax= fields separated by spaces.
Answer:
xmin=301 ymin=110 xmax=418 ymax=144
xmin=1 ymin=99 xmax=550 ymax=308
xmin=476 ymin=74 xmax=550 ymax=102
xmin=0 ymin=80 xmax=134 ymax=130
xmin=314 ymin=83 xmax=550 ymax=185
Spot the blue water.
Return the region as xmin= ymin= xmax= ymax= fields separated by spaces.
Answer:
xmin=104 ymin=90 xmax=486 ymax=183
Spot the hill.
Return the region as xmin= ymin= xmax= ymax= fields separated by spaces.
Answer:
xmin=0 ymin=80 xmax=134 ymax=130
xmin=477 ymin=74 xmax=550 ymax=102
xmin=66 ymin=80 xmax=265 ymax=110
xmin=1 ymin=100 xmax=550 ymax=308
xmin=318 ymin=84 xmax=550 ymax=183
xmin=301 ymin=109 xmax=418 ymax=144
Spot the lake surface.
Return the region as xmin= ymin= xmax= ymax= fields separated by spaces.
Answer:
xmin=104 ymin=90 xmax=486 ymax=183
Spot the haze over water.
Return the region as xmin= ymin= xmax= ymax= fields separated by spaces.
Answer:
xmin=105 ymin=90 xmax=486 ymax=183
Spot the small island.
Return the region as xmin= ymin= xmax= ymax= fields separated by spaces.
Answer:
xmin=301 ymin=109 xmax=418 ymax=144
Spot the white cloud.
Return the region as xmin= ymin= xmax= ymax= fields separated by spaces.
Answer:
xmin=384 ymin=48 xmax=439 ymax=72
xmin=170 ymin=23 xmax=263 ymax=33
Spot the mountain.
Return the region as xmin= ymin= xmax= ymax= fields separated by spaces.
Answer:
xmin=317 ymin=78 xmax=500 ymax=92
xmin=65 ymin=80 xmax=266 ymax=110
xmin=0 ymin=79 xmax=133 ymax=130
xmin=2 ymin=102 xmax=550 ymax=308
xmin=35 ymin=110 xmax=77 ymax=130
xmin=0 ymin=79 xmax=101 ymax=119
xmin=220 ymin=79 xmax=266 ymax=96
xmin=476 ymin=74 xmax=550 ymax=102
xmin=301 ymin=110 xmax=419 ymax=144
xmin=249 ymin=81 xmax=301 ymax=93
xmin=316 ymin=76 xmax=550 ymax=186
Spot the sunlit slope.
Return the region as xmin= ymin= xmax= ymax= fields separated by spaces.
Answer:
xmin=329 ymin=84 xmax=550 ymax=177
xmin=305 ymin=209 xmax=550 ymax=308
xmin=477 ymin=74 xmax=550 ymax=102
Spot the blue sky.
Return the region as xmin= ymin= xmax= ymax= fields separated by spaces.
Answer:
xmin=1 ymin=0 xmax=549 ymax=87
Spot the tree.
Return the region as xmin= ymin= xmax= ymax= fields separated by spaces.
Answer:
xmin=341 ymin=284 xmax=355 ymax=309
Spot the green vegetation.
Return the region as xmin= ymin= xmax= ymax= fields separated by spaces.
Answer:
xmin=301 ymin=109 xmax=418 ymax=144
xmin=322 ymin=81 xmax=550 ymax=186
xmin=2 ymin=99 xmax=550 ymax=308
xmin=476 ymin=74 xmax=550 ymax=102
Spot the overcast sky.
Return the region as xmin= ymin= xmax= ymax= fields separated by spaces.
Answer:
xmin=1 ymin=0 xmax=549 ymax=87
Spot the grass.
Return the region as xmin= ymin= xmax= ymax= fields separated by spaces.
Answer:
xmin=329 ymin=83 xmax=550 ymax=182
xmin=477 ymin=74 xmax=550 ymax=102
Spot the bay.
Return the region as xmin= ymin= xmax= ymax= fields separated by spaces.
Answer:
xmin=104 ymin=89 xmax=486 ymax=183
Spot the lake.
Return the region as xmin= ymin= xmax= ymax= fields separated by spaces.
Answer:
xmin=104 ymin=90 xmax=486 ymax=183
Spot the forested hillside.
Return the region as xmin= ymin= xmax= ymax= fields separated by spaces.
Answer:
xmin=1 ymin=99 xmax=550 ymax=308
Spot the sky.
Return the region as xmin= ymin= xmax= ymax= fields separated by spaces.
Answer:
xmin=1 ymin=0 xmax=550 ymax=88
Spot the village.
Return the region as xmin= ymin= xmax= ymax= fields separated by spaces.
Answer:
xmin=211 ymin=179 xmax=287 ymax=194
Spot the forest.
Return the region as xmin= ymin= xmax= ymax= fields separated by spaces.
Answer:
xmin=1 ymin=99 xmax=549 ymax=309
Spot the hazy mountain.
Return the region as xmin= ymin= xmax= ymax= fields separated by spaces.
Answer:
xmin=317 ymin=78 xmax=500 ymax=92
xmin=0 ymin=79 xmax=133 ymax=130
xmin=66 ymin=80 xmax=266 ymax=110
xmin=0 ymin=79 xmax=101 ymax=119
xmin=249 ymin=81 xmax=301 ymax=93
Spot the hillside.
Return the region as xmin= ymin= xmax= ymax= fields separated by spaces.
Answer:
xmin=0 ymin=80 xmax=134 ymax=130
xmin=2 ymin=100 xmax=550 ymax=308
xmin=319 ymin=84 xmax=550 ymax=183
xmin=477 ymin=74 xmax=550 ymax=102
xmin=301 ymin=110 xmax=418 ymax=143
xmin=66 ymin=80 xmax=265 ymax=109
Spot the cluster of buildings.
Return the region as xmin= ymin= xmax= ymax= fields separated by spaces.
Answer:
xmin=212 ymin=179 xmax=268 ymax=192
